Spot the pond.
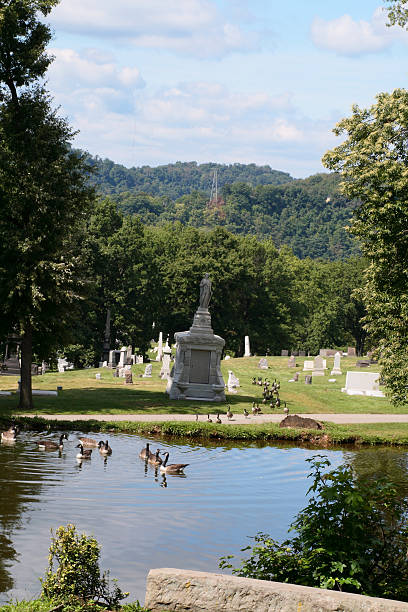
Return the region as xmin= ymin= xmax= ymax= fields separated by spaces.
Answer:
xmin=1 ymin=430 xmax=407 ymax=605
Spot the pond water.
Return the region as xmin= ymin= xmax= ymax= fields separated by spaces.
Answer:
xmin=1 ymin=431 xmax=407 ymax=605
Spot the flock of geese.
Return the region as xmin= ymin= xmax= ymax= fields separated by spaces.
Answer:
xmin=1 ymin=424 xmax=189 ymax=474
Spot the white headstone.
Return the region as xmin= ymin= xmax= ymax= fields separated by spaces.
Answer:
xmin=160 ymin=341 xmax=172 ymax=379
xmin=342 ymin=372 xmax=385 ymax=397
xmin=95 ymin=373 xmax=101 ymax=380
xmin=102 ymin=361 xmax=108 ymax=367
xmin=227 ymin=370 xmax=240 ymax=393
xmin=136 ymin=355 xmax=144 ymax=364
xmin=244 ymin=336 xmax=251 ymax=357
xmin=331 ymin=351 xmax=342 ymax=375
xmin=225 ymin=355 xmax=231 ymax=360
xmin=118 ymin=347 xmax=127 ymax=368
xmin=143 ymin=364 xmax=153 ymax=378
xmin=312 ymin=355 xmax=325 ymax=376
xmin=303 ymin=360 xmax=314 ymax=371
xmin=156 ymin=332 xmax=163 ymax=362
xmin=258 ymin=358 xmax=268 ymax=370
xmin=119 ymin=366 xmax=126 ymax=377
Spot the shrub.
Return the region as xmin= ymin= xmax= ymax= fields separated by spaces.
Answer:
xmin=41 ymin=524 xmax=129 ymax=610
xmin=220 ymin=455 xmax=408 ymax=601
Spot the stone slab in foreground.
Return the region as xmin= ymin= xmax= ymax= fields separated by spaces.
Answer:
xmin=145 ymin=568 xmax=408 ymax=612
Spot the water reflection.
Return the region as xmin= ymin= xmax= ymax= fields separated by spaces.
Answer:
xmin=0 ymin=431 xmax=407 ymax=605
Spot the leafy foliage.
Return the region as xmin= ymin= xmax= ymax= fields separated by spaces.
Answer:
xmin=220 ymin=456 xmax=408 ymax=601
xmin=41 ymin=524 xmax=129 ymax=610
xmin=384 ymin=0 xmax=408 ymax=28
xmin=323 ymin=89 xmax=408 ymax=404
xmin=84 ymin=154 xmax=359 ymax=260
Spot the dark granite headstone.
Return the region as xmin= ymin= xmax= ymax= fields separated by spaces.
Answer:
xmin=304 ymin=375 xmax=312 ymax=384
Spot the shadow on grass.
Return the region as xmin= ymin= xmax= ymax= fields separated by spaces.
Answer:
xmin=0 ymin=387 xmax=258 ymax=415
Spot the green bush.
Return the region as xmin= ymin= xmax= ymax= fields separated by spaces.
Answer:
xmin=41 ymin=524 xmax=129 ymax=610
xmin=220 ymin=455 xmax=408 ymax=601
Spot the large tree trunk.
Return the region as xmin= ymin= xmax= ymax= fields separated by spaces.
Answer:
xmin=19 ymin=324 xmax=33 ymax=410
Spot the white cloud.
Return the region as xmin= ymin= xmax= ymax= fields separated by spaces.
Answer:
xmin=48 ymin=48 xmax=145 ymax=90
xmin=310 ymin=7 xmax=405 ymax=56
xmin=49 ymin=0 xmax=260 ymax=58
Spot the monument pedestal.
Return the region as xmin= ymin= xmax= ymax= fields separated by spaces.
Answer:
xmin=166 ymin=307 xmax=225 ymax=402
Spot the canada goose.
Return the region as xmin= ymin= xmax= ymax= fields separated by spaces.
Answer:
xmin=195 ymin=414 xmax=199 ymax=422
xmin=76 ymin=443 xmax=92 ymax=459
xmin=1 ymin=425 xmax=18 ymax=442
xmin=207 ymin=414 xmax=212 ymax=423
xmin=139 ymin=442 xmax=155 ymax=461
xmin=37 ymin=433 xmax=68 ymax=450
xmin=243 ymin=408 xmax=249 ymax=418
xmin=98 ymin=440 xmax=112 ymax=455
xmin=275 ymin=397 xmax=281 ymax=408
xmin=160 ymin=452 xmax=189 ymax=474
xmin=226 ymin=406 xmax=233 ymax=420
xmin=78 ymin=436 xmax=99 ymax=447
xmin=216 ymin=414 xmax=222 ymax=424
xmin=148 ymin=448 xmax=162 ymax=466
xmin=283 ymin=402 xmax=289 ymax=416
xmin=252 ymin=404 xmax=257 ymax=416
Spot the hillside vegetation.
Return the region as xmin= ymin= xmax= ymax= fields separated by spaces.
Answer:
xmin=85 ymin=155 xmax=360 ymax=260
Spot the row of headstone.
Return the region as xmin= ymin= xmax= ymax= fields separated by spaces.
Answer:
xmin=281 ymin=350 xmax=306 ymax=357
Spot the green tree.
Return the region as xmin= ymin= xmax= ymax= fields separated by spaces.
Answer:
xmin=384 ymin=0 xmax=408 ymax=28
xmin=220 ymin=456 xmax=408 ymax=601
xmin=323 ymin=89 xmax=408 ymax=403
xmin=0 ymin=0 xmax=94 ymax=409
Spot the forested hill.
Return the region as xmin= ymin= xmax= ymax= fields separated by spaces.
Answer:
xmin=86 ymin=156 xmax=293 ymax=199
xmin=84 ymin=154 xmax=360 ymax=260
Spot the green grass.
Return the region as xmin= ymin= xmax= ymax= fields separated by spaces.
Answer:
xmin=0 ymin=599 xmax=149 ymax=611
xmin=0 ymin=356 xmax=399 ymax=416
xmin=3 ymin=414 xmax=408 ymax=447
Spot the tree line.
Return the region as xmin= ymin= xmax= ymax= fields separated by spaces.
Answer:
xmin=89 ymin=159 xmax=360 ymax=260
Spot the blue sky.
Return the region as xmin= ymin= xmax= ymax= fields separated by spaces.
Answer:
xmin=44 ymin=0 xmax=408 ymax=177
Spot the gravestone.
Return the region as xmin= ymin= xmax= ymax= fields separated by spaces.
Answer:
xmin=288 ymin=355 xmax=296 ymax=368
xmin=312 ymin=355 xmax=325 ymax=376
xmin=331 ymin=351 xmax=342 ymax=375
xmin=227 ymin=370 xmax=240 ymax=393
xmin=293 ymin=372 xmax=299 ymax=382
xmin=347 ymin=346 xmax=357 ymax=357
xmin=341 ymin=372 xmax=385 ymax=397
xmin=281 ymin=350 xmax=289 ymax=356
xmin=156 ymin=332 xmax=163 ymax=362
xmin=126 ymin=345 xmax=132 ymax=364
xmin=258 ymin=358 xmax=268 ymax=370
xmin=356 ymin=360 xmax=370 ymax=367
xmin=95 ymin=373 xmax=101 ymax=380
xmin=303 ymin=360 xmax=314 ymax=371
xmin=143 ymin=364 xmax=152 ymax=378
xmin=124 ymin=369 xmax=133 ymax=384
xmin=119 ymin=366 xmax=126 ymax=377
xmin=166 ymin=274 xmax=225 ymax=402
xmin=108 ymin=349 xmax=120 ymax=369
xmin=291 ymin=351 xmax=299 ymax=357
xmin=136 ymin=355 xmax=144 ymax=364
xmin=160 ymin=339 xmax=172 ymax=380
xmin=113 ymin=367 xmax=119 ymax=378
xmin=224 ymin=355 xmax=231 ymax=360
xmin=102 ymin=361 xmax=108 ymax=367
xmin=41 ymin=361 xmax=48 ymax=375
xmin=299 ymin=350 xmax=306 ymax=357
xmin=305 ymin=375 xmax=312 ymax=384
xmin=118 ymin=347 xmax=127 ymax=368
xmin=244 ymin=336 xmax=251 ymax=357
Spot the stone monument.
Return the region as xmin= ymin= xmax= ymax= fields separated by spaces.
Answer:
xmin=312 ymin=355 xmax=325 ymax=376
xmin=331 ymin=351 xmax=342 ymax=375
xmin=156 ymin=332 xmax=163 ymax=362
xmin=258 ymin=358 xmax=268 ymax=370
xmin=143 ymin=364 xmax=152 ymax=378
xmin=244 ymin=336 xmax=251 ymax=357
xmin=166 ymin=274 xmax=225 ymax=401
xmin=227 ymin=370 xmax=240 ymax=393
xmin=160 ymin=338 xmax=172 ymax=380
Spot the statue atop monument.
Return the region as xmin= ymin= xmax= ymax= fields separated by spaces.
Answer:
xmin=199 ymin=273 xmax=212 ymax=309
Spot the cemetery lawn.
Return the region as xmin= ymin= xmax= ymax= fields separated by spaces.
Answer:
xmin=0 ymin=355 xmax=402 ymax=417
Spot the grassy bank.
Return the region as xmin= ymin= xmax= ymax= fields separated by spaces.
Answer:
xmin=0 ymin=356 xmax=400 ymax=416
xmin=3 ymin=414 xmax=408 ymax=447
